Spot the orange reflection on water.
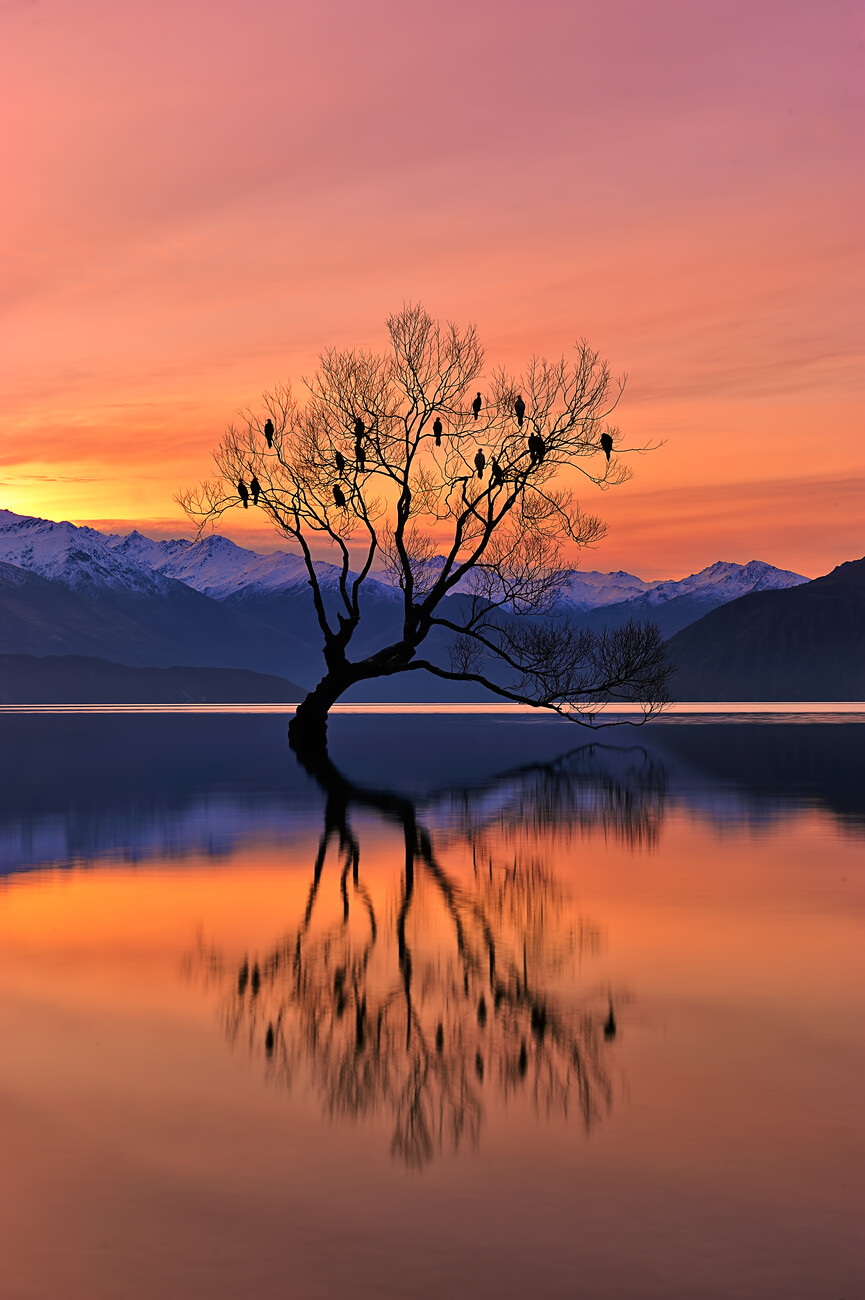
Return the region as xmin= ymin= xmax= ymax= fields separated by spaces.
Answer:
xmin=0 ymin=803 xmax=862 ymax=1299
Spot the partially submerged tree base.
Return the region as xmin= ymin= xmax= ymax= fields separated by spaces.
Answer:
xmin=181 ymin=304 xmax=672 ymax=755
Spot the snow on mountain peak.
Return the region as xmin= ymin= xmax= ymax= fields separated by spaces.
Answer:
xmin=0 ymin=512 xmax=170 ymax=596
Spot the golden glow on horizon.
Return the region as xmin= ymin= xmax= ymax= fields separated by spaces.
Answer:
xmin=1 ymin=0 xmax=862 ymax=577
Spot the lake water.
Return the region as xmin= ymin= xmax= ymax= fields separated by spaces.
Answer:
xmin=0 ymin=709 xmax=862 ymax=1299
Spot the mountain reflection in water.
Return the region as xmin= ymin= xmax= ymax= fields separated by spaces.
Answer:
xmin=0 ymin=711 xmax=862 ymax=1300
xmin=0 ymin=712 xmax=861 ymax=875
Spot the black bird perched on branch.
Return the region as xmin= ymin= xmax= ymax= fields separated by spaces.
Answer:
xmin=335 ymin=450 xmax=346 ymax=475
xmin=435 ymin=1022 xmax=444 ymax=1052
xmin=433 ymin=416 xmax=443 ymax=446
xmin=250 ymin=475 xmax=261 ymax=505
xmin=237 ymin=479 xmax=249 ymax=508
xmin=474 ymin=449 xmax=486 ymax=478
xmin=354 ymin=417 xmax=365 ymax=439
xmin=600 ymin=431 xmax=613 ymax=461
xmin=332 ymin=484 xmax=346 ymax=508
xmin=604 ymin=1003 xmax=617 ymax=1040
xmin=491 ymin=457 xmax=504 ymax=487
xmin=514 ymin=394 xmax=526 ymax=427
xmin=263 ymin=418 xmax=274 ymax=448
xmin=528 ymin=434 xmax=546 ymax=464
xmin=472 ymin=392 xmax=482 ymax=420
xmin=265 ymin=1023 xmax=274 ymax=1055
xmin=355 ymin=438 xmax=366 ymax=470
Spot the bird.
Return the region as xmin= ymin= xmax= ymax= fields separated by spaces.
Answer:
xmin=474 ymin=449 xmax=486 ymax=478
xmin=354 ymin=417 xmax=366 ymax=439
xmin=604 ymin=1003 xmax=617 ymax=1040
xmin=435 ymin=1022 xmax=444 ymax=1053
xmin=477 ymin=995 xmax=487 ymax=1028
xmin=237 ymin=959 xmax=249 ymax=997
xmin=264 ymin=418 xmax=274 ymax=448
xmin=600 ymin=431 xmax=613 ymax=462
xmin=491 ymin=457 xmax=504 ymax=487
xmin=472 ymin=392 xmax=482 ymax=420
xmin=332 ymin=484 xmax=346 ymax=508
xmin=514 ymin=394 xmax=526 ymax=427
xmin=251 ymin=963 xmax=261 ymax=996
xmin=475 ymin=1051 xmax=484 ymax=1081
xmin=237 ymin=479 xmax=249 ymax=508
xmin=433 ymin=417 xmax=443 ymax=446
xmin=250 ymin=475 xmax=261 ymax=506
xmin=355 ymin=438 xmax=366 ymax=470
xmin=529 ymin=434 xmax=546 ymax=464
xmin=518 ymin=1040 xmax=528 ymax=1077
xmin=334 ymin=450 xmax=346 ymax=475
xmin=265 ymin=1023 xmax=275 ymax=1055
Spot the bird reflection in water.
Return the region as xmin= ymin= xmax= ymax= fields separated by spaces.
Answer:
xmin=196 ymin=743 xmax=666 ymax=1168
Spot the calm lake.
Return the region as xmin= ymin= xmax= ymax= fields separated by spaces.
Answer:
xmin=1 ymin=708 xmax=862 ymax=1299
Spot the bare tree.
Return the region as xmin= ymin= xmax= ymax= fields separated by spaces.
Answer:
xmin=180 ymin=305 xmax=671 ymax=761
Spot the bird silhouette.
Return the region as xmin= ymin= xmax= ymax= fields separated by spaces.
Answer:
xmin=433 ymin=416 xmax=443 ymax=446
xmin=251 ymin=963 xmax=261 ymax=995
xmin=514 ymin=394 xmax=526 ymax=427
xmin=477 ymin=995 xmax=487 ymax=1028
xmin=332 ymin=484 xmax=346 ymax=508
xmin=355 ymin=438 xmax=366 ymax=470
xmin=263 ymin=418 xmax=274 ymax=448
xmin=491 ymin=457 xmax=504 ymax=487
xmin=435 ymin=1022 xmax=444 ymax=1052
xmin=237 ymin=959 xmax=249 ymax=996
xmin=528 ymin=434 xmax=546 ymax=464
xmin=265 ymin=1023 xmax=275 ymax=1055
xmin=354 ymin=417 xmax=366 ymax=439
xmin=604 ymin=1003 xmax=617 ymax=1040
xmin=474 ymin=449 xmax=486 ymax=478
xmin=472 ymin=392 xmax=482 ymax=420
xmin=475 ymin=1051 xmax=484 ymax=1081
xmin=518 ymin=1039 xmax=528 ymax=1077
xmin=334 ymin=450 xmax=346 ymax=475
xmin=600 ymin=431 xmax=613 ymax=462
xmin=250 ymin=475 xmax=261 ymax=505
xmin=237 ymin=479 xmax=249 ymax=508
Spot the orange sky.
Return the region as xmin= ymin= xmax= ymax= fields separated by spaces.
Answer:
xmin=2 ymin=0 xmax=862 ymax=578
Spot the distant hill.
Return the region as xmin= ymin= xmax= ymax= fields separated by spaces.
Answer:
xmin=0 ymin=654 xmax=304 ymax=704
xmin=667 ymin=558 xmax=865 ymax=700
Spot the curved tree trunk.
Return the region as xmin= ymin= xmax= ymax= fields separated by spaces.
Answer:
xmin=288 ymin=672 xmax=356 ymax=772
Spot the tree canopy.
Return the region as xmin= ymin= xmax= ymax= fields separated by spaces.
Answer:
xmin=180 ymin=304 xmax=671 ymax=758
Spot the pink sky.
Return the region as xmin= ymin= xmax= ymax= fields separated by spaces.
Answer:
xmin=2 ymin=0 xmax=862 ymax=577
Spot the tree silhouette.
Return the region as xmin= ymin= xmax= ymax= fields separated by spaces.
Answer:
xmin=180 ymin=305 xmax=671 ymax=760
xmin=194 ymin=742 xmax=665 ymax=1167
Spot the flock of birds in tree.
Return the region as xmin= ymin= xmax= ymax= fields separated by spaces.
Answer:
xmin=236 ymin=396 xmax=615 ymax=508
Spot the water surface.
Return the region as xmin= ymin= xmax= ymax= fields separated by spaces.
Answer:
xmin=0 ymin=710 xmax=862 ymax=1299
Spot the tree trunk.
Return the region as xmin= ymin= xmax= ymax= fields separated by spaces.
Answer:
xmin=288 ymin=672 xmax=353 ymax=772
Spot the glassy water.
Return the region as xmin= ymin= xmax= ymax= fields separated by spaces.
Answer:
xmin=0 ymin=710 xmax=862 ymax=1299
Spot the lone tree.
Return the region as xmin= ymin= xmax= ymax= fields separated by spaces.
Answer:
xmin=180 ymin=305 xmax=670 ymax=763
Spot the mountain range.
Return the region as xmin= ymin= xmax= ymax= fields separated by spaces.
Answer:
xmin=1 ymin=507 xmax=857 ymax=702
xmin=667 ymin=557 xmax=865 ymax=701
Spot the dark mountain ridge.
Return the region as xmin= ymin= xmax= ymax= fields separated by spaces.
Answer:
xmin=0 ymin=653 xmax=303 ymax=704
xmin=668 ymin=558 xmax=865 ymax=700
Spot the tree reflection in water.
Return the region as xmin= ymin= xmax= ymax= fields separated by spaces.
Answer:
xmin=197 ymin=743 xmax=666 ymax=1168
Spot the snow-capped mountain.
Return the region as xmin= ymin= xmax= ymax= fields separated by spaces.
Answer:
xmin=0 ymin=510 xmax=322 ymax=681
xmin=2 ymin=509 xmax=807 ymax=614
xmin=108 ymin=530 xmax=398 ymax=603
xmin=0 ymin=509 xmax=175 ymax=597
xmin=553 ymin=560 xmax=806 ymax=614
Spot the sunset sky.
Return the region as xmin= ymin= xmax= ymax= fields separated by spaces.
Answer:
xmin=2 ymin=0 xmax=862 ymax=578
